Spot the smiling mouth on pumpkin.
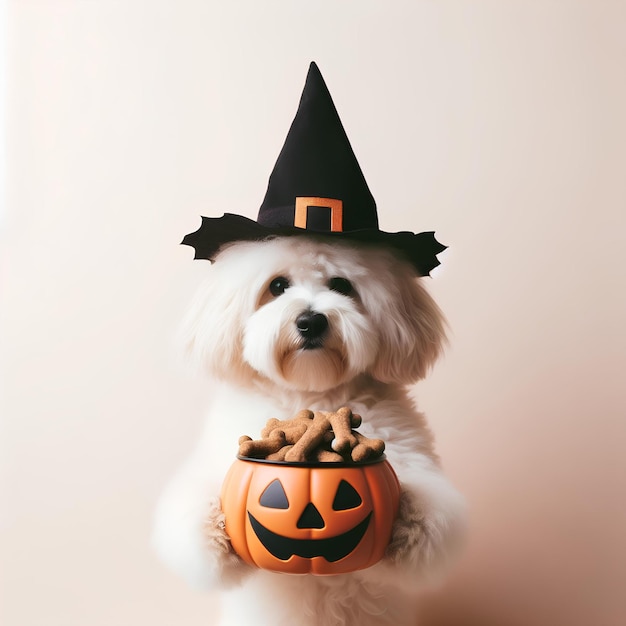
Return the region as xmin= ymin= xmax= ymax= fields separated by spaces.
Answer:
xmin=247 ymin=511 xmax=372 ymax=562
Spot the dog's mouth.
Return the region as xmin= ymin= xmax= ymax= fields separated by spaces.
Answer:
xmin=300 ymin=338 xmax=325 ymax=350
xmin=247 ymin=511 xmax=372 ymax=562
xmin=277 ymin=336 xmax=349 ymax=392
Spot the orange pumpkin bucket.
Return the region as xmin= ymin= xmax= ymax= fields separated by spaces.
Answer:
xmin=220 ymin=456 xmax=400 ymax=575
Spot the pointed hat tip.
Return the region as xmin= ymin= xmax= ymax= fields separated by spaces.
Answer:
xmin=303 ymin=61 xmax=330 ymax=97
xmin=307 ymin=61 xmax=322 ymax=78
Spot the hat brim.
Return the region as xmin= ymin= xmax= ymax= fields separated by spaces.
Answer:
xmin=181 ymin=213 xmax=446 ymax=277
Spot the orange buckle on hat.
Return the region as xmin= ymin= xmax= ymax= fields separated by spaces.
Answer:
xmin=294 ymin=197 xmax=343 ymax=232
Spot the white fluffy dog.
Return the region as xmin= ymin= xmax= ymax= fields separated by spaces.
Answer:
xmin=152 ymin=234 xmax=466 ymax=626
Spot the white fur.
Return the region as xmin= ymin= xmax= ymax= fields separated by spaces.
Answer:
xmin=152 ymin=237 xmax=466 ymax=625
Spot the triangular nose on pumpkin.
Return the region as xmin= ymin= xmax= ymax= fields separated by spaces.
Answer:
xmin=297 ymin=502 xmax=325 ymax=529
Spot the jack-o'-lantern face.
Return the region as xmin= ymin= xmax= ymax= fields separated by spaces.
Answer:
xmin=249 ymin=477 xmax=371 ymax=563
xmin=220 ymin=458 xmax=400 ymax=575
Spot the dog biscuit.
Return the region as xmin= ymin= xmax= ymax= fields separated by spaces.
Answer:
xmin=261 ymin=410 xmax=314 ymax=438
xmin=350 ymin=431 xmax=386 ymax=462
xmin=328 ymin=407 xmax=359 ymax=454
xmin=284 ymin=411 xmax=331 ymax=463
xmin=238 ymin=429 xmax=286 ymax=458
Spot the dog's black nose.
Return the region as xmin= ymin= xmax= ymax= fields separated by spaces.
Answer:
xmin=296 ymin=311 xmax=328 ymax=340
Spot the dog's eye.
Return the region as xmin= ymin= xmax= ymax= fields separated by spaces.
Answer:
xmin=328 ymin=277 xmax=354 ymax=296
xmin=269 ymin=276 xmax=290 ymax=297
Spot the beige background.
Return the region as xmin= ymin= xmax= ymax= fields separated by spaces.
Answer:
xmin=2 ymin=1 xmax=625 ymax=625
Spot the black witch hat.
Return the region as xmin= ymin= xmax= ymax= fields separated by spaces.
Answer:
xmin=182 ymin=62 xmax=445 ymax=276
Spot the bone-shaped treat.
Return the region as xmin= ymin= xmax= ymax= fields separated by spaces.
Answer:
xmin=284 ymin=412 xmax=331 ymax=463
xmin=238 ymin=430 xmax=286 ymax=458
xmin=328 ymin=407 xmax=360 ymax=454
xmin=261 ymin=409 xmax=313 ymax=438
xmin=350 ymin=431 xmax=385 ymax=462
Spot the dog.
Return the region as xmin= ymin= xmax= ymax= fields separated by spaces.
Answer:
xmin=152 ymin=234 xmax=466 ymax=625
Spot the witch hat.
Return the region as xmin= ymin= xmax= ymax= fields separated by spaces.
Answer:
xmin=182 ymin=62 xmax=445 ymax=276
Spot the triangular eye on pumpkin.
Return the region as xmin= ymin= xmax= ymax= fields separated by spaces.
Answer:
xmin=259 ymin=479 xmax=289 ymax=509
xmin=332 ymin=479 xmax=363 ymax=510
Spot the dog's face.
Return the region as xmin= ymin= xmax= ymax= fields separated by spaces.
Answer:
xmin=181 ymin=237 xmax=445 ymax=392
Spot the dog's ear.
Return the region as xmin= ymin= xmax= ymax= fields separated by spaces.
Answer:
xmin=368 ymin=268 xmax=447 ymax=385
xmin=178 ymin=251 xmax=258 ymax=382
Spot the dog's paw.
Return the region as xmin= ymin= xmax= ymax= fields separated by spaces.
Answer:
xmin=385 ymin=486 xmax=465 ymax=581
xmin=203 ymin=496 xmax=252 ymax=587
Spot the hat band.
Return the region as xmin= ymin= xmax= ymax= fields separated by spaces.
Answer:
xmin=294 ymin=197 xmax=343 ymax=232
